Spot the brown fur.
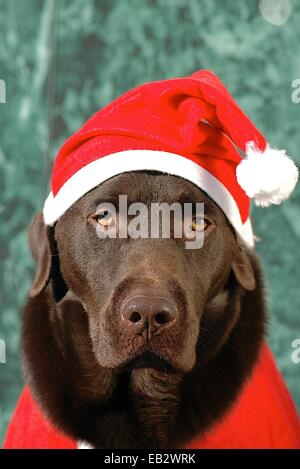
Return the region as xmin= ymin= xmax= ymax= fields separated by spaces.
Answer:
xmin=22 ymin=172 xmax=266 ymax=448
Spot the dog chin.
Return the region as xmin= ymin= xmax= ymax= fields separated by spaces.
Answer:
xmin=120 ymin=349 xmax=177 ymax=373
xmin=115 ymin=348 xmax=195 ymax=375
xmin=95 ymin=343 xmax=195 ymax=373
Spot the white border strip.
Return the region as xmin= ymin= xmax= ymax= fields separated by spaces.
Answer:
xmin=43 ymin=150 xmax=254 ymax=247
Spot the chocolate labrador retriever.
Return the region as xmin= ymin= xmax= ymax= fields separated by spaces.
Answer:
xmin=23 ymin=171 xmax=264 ymax=449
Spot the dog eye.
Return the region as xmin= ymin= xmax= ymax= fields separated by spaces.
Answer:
xmin=191 ymin=216 xmax=209 ymax=232
xmin=96 ymin=210 xmax=115 ymax=228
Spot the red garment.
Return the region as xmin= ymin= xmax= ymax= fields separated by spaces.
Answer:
xmin=3 ymin=344 xmax=300 ymax=449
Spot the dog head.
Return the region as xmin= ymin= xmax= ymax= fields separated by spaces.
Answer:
xmin=29 ymin=171 xmax=256 ymax=376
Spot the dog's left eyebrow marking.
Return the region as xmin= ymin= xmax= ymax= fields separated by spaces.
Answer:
xmin=174 ymin=190 xmax=218 ymax=217
xmin=174 ymin=190 xmax=198 ymax=205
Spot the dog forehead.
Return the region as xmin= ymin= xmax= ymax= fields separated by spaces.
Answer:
xmin=82 ymin=171 xmax=216 ymax=206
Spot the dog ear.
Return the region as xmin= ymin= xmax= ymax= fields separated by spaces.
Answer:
xmin=231 ymin=246 xmax=256 ymax=291
xmin=28 ymin=213 xmax=51 ymax=297
xmin=28 ymin=213 xmax=68 ymax=301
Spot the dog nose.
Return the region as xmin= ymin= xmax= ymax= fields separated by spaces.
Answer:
xmin=120 ymin=286 xmax=178 ymax=335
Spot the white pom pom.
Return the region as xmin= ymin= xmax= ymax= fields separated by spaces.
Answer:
xmin=236 ymin=141 xmax=299 ymax=207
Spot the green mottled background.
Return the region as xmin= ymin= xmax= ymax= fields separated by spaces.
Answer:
xmin=0 ymin=0 xmax=300 ymax=445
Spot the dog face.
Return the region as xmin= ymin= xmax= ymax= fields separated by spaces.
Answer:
xmin=29 ymin=172 xmax=255 ymax=375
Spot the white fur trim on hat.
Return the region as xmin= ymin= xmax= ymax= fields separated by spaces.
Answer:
xmin=43 ymin=150 xmax=254 ymax=247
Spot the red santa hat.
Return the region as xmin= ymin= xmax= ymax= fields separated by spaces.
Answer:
xmin=43 ymin=70 xmax=298 ymax=247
